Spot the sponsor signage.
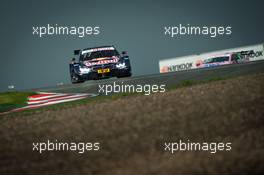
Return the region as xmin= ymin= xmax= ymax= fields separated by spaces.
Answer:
xmin=159 ymin=43 xmax=264 ymax=73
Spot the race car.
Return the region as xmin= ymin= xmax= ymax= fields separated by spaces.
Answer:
xmin=69 ymin=46 xmax=132 ymax=83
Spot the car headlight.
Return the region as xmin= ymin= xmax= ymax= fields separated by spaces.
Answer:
xmin=79 ymin=67 xmax=91 ymax=74
xmin=116 ymin=62 xmax=126 ymax=69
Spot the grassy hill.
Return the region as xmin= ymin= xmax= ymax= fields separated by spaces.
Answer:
xmin=0 ymin=73 xmax=263 ymax=175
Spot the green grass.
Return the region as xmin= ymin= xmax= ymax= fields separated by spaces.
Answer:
xmin=0 ymin=92 xmax=36 ymax=113
xmin=167 ymin=76 xmax=227 ymax=90
xmin=0 ymin=75 xmax=232 ymax=115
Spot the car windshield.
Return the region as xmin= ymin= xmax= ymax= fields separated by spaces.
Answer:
xmin=82 ymin=50 xmax=119 ymax=60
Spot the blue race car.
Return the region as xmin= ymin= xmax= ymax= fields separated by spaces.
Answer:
xmin=69 ymin=46 xmax=132 ymax=83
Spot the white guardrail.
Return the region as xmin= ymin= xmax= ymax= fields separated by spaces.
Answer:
xmin=159 ymin=43 xmax=264 ymax=73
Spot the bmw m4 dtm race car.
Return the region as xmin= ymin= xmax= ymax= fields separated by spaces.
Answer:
xmin=69 ymin=46 xmax=132 ymax=83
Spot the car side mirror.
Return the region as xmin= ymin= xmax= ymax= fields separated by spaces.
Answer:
xmin=70 ymin=58 xmax=76 ymax=64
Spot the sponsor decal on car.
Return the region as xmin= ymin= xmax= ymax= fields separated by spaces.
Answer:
xmin=84 ymin=58 xmax=119 ymax=66
xmin=97 ymin=68 xmax=110 ymax=74
xmin=81 ymin=47 xmax=115 ymax=54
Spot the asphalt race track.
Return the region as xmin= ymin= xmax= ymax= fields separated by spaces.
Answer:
xmin=32 ymin=60 xmax=264 ymax=94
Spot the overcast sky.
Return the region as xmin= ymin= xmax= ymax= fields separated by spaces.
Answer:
xmin=0 ymin=0 xmax=264 ymax=91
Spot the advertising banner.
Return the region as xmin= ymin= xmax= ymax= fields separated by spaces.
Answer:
xmin=159 ymin=43 xmax=264 ymax=73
